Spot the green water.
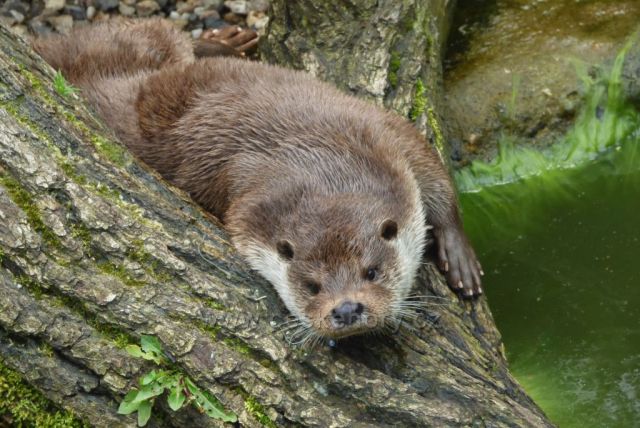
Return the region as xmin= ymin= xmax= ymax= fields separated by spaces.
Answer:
xmin=461 ymin=142 xmax=640 ymax=427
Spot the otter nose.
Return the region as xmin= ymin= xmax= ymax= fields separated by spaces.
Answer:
xmin=331 ymin=301 xmax=364 ymax=327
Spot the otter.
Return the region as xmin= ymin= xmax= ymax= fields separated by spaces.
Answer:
xmin=32 ymin=18 xmax=483 ymax=340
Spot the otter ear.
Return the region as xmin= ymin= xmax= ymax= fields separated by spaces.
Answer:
xmin=276 ymin=240 xmax=294 ymax=260
xmin=380 ymin=219 xmax=398 ymax=240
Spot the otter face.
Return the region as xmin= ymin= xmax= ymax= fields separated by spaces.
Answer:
xmin=270 ymin=197 xmax=427 ymax=340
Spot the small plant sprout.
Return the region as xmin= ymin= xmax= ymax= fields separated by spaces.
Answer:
xmin=53 ymin=70 xmax=79 ymax=98
xmin=118 ymin=335 xmax=237 ymax=426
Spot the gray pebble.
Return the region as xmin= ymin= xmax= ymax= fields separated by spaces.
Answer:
xmin=118 ymin=3 xmax=135 ymax=16
xmin=86 ymin=5 xmax=96 ymax=19
xmin=64 ymin=5 xmax=86 ymax=21
xmin=47 ymin=14 xmax=73 ymax=34
xmin=191 ymin=28 xmax=203 ymax=39
xmin=224 ymin=0 xmax=247 ymax=15
xmin=248 ymin=0 xmax=269 ymax=13
xmin=44 ymin=0 xmax=66 ymax=13
xmin=95 ymin=0 xmax=119 ymax=11
xmin=9 ymin=9 xmax=25 ymax=24
xmin=136 ymin=0 xmax=161 ymax=17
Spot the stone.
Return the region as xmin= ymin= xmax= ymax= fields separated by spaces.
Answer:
xmin=246 ymin=10 xmax=267 ymax=30
xmin=8 ymin=9 xmax=25 ymax=24
xmin=118 ymin=3 xmax=135 ymax=16
xmin=224 ymin=0 xmax=247 ymax=15
xmin=86 ymin=5 xmax=96 ymax=19
xmin=28 ymin=19 xmax=52 ymax=36
xmin=64 ymin=5 xmax=87 ymax=20
xmin=248 ymin=0 xmax=269 ymax=13
xmin=223 ymin=12 xmax=243 ymax=24
xmin=47 ymin=14 xmax=73 ymax=35
xmin=202 ymin=0 xmax=223 ymax=9
xmin=136 ymin=0 xmax=160 ymax=17
xmin=9 ymin=24 xmax=28 ymax=37
xmin=95 ymin=0 xmax=119 ymax=11
xmin=191 ymin=28 xmax=203 ymax=39
xmin=169 ymin=10 xmax=180 ymax=19
xmin=44 ymin=0 xmax=65 ymax=12
xmin=203 ymin=16 xmax=226 ymax=29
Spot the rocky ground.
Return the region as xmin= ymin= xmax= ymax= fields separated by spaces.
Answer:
xmin=0 ymin=0 xmax=269 ymax=40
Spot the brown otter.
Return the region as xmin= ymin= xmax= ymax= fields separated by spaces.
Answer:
xmin=32 ymin=18 xmax=482 ymax=340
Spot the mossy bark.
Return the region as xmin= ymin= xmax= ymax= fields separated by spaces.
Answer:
xmin=0 ymin=21 xmax=551 ymax=428
xmin=260 ymin=0 xmax=455 ymax=162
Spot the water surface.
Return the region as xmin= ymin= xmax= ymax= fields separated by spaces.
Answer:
xmin=461 ymin=143 xmax=640 ymax=427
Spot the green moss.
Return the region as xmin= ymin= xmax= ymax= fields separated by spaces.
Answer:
xmin=388 ymin=50 xmax=401 ymax=89
xmin=55 ymin=294 xmax=135 ymax=348
xmin=90 ymin=135 xmax=129 ymax=167
xmin=15 ymin=274 xmax=47 ymax=299
xmin=242 ymin=394 xmax=277 ymax=428
xmin=223 ymin=338 xmax=251 ymax=356
xmin=39 ymin=342 xmax=55 ymax=358
xmin=0 ymin=360 xmax=88 ymax=427
xmin=426 ymin=107 xmax=446 ymax=162
xmin=0 ymin=174 xmax=61 ymax=249
xmin=202 ymin=297 xmax=226 ymax=311
xmin=192 ymin=319 xmax=222 ymax=341
xmin=409 ymin=79 xmax=427 ymax=122
xmin=97 ymin=260 xmax=146 ymax=287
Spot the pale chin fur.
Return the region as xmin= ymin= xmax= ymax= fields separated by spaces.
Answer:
xmin=390 ymin=176 xmax=428 ymax=312
xmin=235 ymin=240 xmax=310 ymax=325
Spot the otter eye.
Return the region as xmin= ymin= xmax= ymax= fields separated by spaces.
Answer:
xmin=276 ymin=240 xmax=294 ymax=260
xmin=304 ymin=281 xmax=321 ymax=295
xmin=365 ymin=267 xmax=378 ymax=282
xmin=380 ymin=219 xmax=398 ymax=240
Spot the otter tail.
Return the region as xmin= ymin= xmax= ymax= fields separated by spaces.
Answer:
xmin=31 ymin=17 xmax=194 ymax=85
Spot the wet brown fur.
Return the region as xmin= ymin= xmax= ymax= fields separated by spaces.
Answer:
xmin=32 ymin=18 xmax=482 ymax=339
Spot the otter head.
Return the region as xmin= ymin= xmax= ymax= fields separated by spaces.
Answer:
xmin=266 ymin=192 xmax=427 ymax=340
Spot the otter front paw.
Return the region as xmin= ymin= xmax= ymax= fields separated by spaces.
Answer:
xmin=434 ymin=227 xmax=483 ymax=297
xmin=195 ymin=26 xmax=259 ymax=58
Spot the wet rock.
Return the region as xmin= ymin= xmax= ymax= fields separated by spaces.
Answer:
xmin=47 ymin=14 xmax=73 ymax=34
xmin=136 ymin=0 xmax=161 ymax=17
xmin=443 ymin=0 xmax=640 ymax=165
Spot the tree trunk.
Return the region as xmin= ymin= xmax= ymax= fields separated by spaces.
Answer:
xmin=261 ymin=0 xmax=455 ymax=162
xmin=0 ymin=19 xmax=551 ymax=428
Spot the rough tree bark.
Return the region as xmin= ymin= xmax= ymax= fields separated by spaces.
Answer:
xmin=0 ymin=11 xmax=551 ymax=428
xmin=261 ymin=0 xmax=455 ymax=161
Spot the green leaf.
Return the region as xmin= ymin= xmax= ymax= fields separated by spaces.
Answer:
xmin=125 ymin=345 xmax=146 ymax=359
xmin=137 ymin=400 xmax=152 ymax=427
xmin=117 ymin=391 xmax=141 ymax=415
xmin=140 ymin=335 xmax=166 ymax=364
xmin=185 ymin=378 xmax=237 ymax=423
xmin=167 ymin=384 xmax=186 ymax=411
xmin=132 ymin=383 xmax=165 ymax=404
xmin=140 ymin=370 xmax=158 ymax=386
